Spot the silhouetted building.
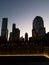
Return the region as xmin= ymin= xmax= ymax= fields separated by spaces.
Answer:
xmin=20 ymin=36 xmax=24 ymax=43
xmin=1 ymin=18 xmax=8 ymax=40
xmin=29 ymin=37 xmax=33 ymax=42
xmin=9 ymin=32 xmax=13 ymax=41
xmin=25 ymin=32 xmax=28 ymax=42
xmin=9 ymin=23 xmax=20 ymax=42
xmin=44 ymin=32 xmax=49 ymax=40
xmin=12 ymin=23 xmax=16 ymax=32
xmin=32 ymin=16 xmax=46 ymax=39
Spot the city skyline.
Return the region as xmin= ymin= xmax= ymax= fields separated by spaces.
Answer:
xmin=0 ymin=16 xmax=46 ymax=40
xmin=0 ymin=16 xmax=48 ymax=39
xmin=0 ymin=0 xmax=49 ymax=38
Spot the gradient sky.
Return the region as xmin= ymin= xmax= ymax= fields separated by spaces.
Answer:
xmin=0 ymin=0 xmax=49 ymax=38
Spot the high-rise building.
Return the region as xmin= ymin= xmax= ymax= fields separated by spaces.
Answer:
xmin=25 ymin=32 xmax=28 ymax=42
xmin=32 ymin=16 xmax=46 ymax=39
xmin=9 ymin=23 xmax=20 ymax=42
xmin=1 ymin=18 xmax=8 ymax=40
xmin=20 ymin=36 xmax=24 ymax=42
xmin=12 ymin=23 xmax=16 ymax=32
xmin=13 ymin=28 xmax=20 ymax=40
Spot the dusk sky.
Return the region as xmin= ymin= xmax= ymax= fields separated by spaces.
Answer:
xmin=0 ymin=0 xmax=49 ymax=38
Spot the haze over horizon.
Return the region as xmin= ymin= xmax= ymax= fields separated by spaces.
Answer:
xmin=0 ymin=0 xmax=49 ymax=38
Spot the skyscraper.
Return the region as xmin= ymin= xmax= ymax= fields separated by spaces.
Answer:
xmin=12 ymin=23 xmax=16 ymax=32
xmin=9 ymin=23 xmax=20 ymax=42
xmin=1 ymin=18 xmax=8 ymax=40
xmin=32 ymin=16 xmax=46 ymax=39
xmin=25 ymin=32 xmax=28 ymax=42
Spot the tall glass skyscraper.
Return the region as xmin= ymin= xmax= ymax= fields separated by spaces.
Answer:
xmin=32 ymin=16 xmax=46 ymax=39
xmin=1 ymin=18 xmax=8 ymax=40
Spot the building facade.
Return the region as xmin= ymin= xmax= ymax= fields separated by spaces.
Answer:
xmin=1 ymin=18 xmax=8 ymax=40
xmin=9 ymin=23 xmax=20 ymax=42
xmin=32 ymin=16 xmax=46 ymax=39
xmin=25 ymin=32 xmax=28 ymax=42
xmin=12 ymin=23 xmax=16 ymax=32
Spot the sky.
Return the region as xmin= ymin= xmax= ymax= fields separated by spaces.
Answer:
xmin=0 ymin=0 xmax=49 ymax=38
